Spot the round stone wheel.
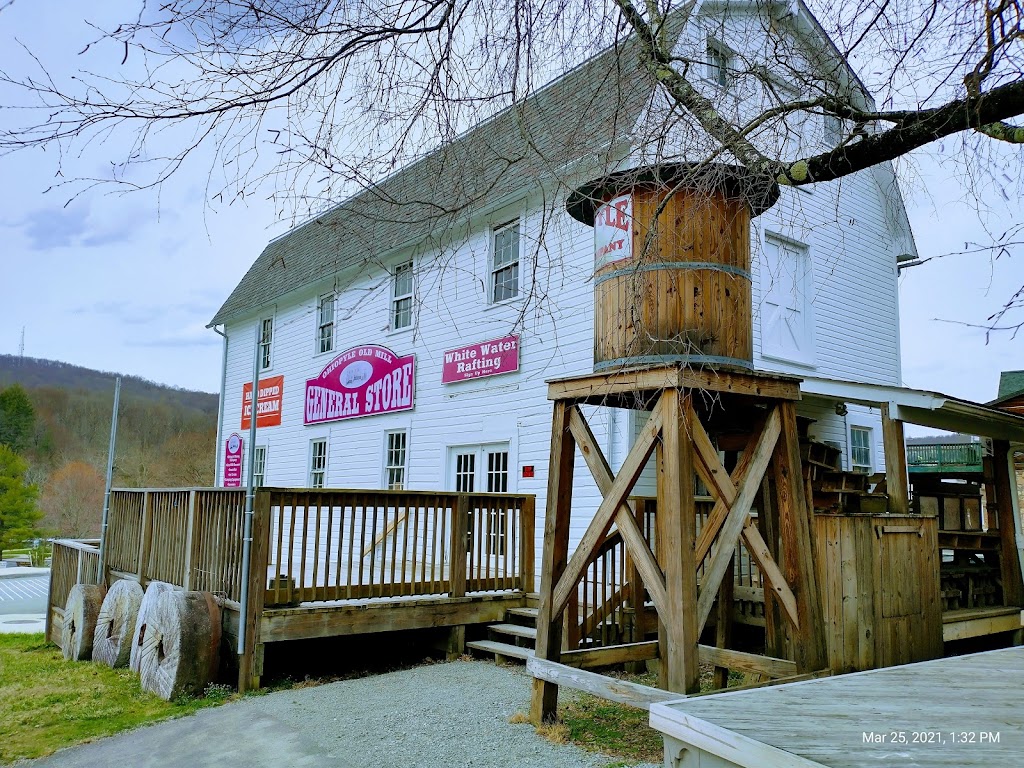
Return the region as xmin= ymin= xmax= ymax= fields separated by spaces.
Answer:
xmin=138 ymin=590 xmax=222 ymax=701
xmin=61 ymin=584 xmax=107 ymax=661
xmin=92 ymin=579 xmax=144 ymax=668
xmin=129 ymin=581 xmax=175 ymax=674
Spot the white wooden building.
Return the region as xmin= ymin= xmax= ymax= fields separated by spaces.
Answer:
xmin=208 ymin=2 xmax=917 ymax=563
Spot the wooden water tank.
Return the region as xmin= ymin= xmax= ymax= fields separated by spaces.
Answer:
xmin=567 ymin=164 xmax=778 ymax=372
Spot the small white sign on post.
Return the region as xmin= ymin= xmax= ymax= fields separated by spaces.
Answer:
xmin=594 ymin=193 xmax=633 ymax=270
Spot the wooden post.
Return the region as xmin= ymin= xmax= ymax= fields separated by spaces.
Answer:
xmin=772 ymin=402 xmax=827 ymax=673
xmin=530 ymin=401 xmax=575 ymax=724
xmin=238 ymin=490 xmax=271 ymax=693
xmin=880 ymin=404 xmax=909 ymax=515
xmin=137 ymin=491 xmax=153 ymax=584
xmin=182 ymin=490 xmax=198 ymax=590
xmin=992 ymin=440 xmax=1024 ymax=607
xmin=756 ymin=478 xmax=785 ymax=660
xmin=519 ymin=495 xmax=536 ymax=595
xmin=713 ymin=552 xmax=735 ymax=689
xmin=658 ymin=390 xmax=700 ymax=694
xmin=450 ymin=495 xmax=469 ymax=598
xmin=446 ymin=625 xmax=466 ymax=661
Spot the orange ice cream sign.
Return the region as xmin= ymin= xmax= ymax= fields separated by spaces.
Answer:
xmin=242 ymin=375 xmax=284 ymax=429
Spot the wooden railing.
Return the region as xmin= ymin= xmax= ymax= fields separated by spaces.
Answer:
xmin=261 ymin=489 xmax=535 ymax=607
xmin=569 ymin=497 xmax=766 ymax=649
xmin=45 ymin=538 xmax=101 ymax=644
xmin=907 ymin=442 xmax=984 ymax=474
xmin=104 ymin=488 xmax=249 ymax=601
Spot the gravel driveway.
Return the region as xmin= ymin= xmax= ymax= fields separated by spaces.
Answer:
xmin=26 ymin=660 xmax=660 ymax=768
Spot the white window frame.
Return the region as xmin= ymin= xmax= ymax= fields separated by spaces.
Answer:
xmin=849 ymin=425 xmax=873 ymax=474
xmin=317 ymin=293 xmax=335 ymax=355
xmin=384 ymin=430 xmax=409 ymax=490
xmin=259 ymin=316 xmax=274 ymax=371
xmin=490 ymin=220 xmax=521 ymax=303
xmin=253 ymin=445 xmax=267 ymax=489
xmin=391 ymin=260 xmax=414 ymax=331
xmin=759 ymin=233 xmax=816 ymax=368
xmin=706 ymin=39 xmax=732 ymax=88
xmin=448 ymin=443 xmax=513 ymax=555
xmin=823 ymin=113 xmax=844 ymax=146
xmin=309 ymin=437 xmax=328 ymax=489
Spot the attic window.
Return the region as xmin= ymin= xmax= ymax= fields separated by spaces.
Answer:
xmin=707 ymin=41 xmax=731 ymax=87
xmin=824 ymin=114 xmax=844 ymax=146
xmin=392 ymin=260 xmax=414 ymax=330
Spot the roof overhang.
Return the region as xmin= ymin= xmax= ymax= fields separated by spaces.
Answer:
xmin=800 ymin=376 xmax=1024 ymax=443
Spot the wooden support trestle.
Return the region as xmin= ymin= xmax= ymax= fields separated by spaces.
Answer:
xmin=529 ymin=366 xmax=827 ymax=724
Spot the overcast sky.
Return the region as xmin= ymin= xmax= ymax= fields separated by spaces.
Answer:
xmin=0 ymin=2 xmax=1020 ymax=419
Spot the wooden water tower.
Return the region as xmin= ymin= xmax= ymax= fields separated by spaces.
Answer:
xmin=566 ymin=163 xmax=777 ymax=372
xmin=530 ymin=164 xmax=828 ymax=722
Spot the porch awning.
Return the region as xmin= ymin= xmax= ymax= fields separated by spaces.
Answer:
xmin=799 ymin=376 xmax=1024 ymax=443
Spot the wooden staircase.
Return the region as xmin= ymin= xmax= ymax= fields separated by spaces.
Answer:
xmin=467 ymin=605 xmax=537 ymax=662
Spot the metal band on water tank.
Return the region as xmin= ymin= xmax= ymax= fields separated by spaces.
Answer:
xmin=593 ymin=355 xmax=755 ymax=372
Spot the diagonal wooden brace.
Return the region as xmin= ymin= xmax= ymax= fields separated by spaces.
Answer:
xmin=567 ymin=407 xmax=669 ymax=613
xmin=695 ymin=406 xmax=781 ymax=634
xmin=550 ymin=397 xmax=666 ymax=618
xmin=740 ymin=520 xmax=799 ymax=629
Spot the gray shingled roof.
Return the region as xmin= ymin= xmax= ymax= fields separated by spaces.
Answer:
xmin=997 ymin=371 xmax=1024 ymax=401
xmin=208 ymin=36 xmax=665 ymax=327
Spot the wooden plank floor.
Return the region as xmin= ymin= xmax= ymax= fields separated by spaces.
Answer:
xmin=650 ymin=647 xmax=1024 ymax=767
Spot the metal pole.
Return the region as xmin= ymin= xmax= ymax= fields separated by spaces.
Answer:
xmin=237 ymin=325 xmax=262 ymax=656
xmin=97 ymin=376 xmax=121 ymax=578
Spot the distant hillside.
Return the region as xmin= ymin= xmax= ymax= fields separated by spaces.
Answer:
xmin=0 ymin=356 xmax=220 ymax=537
xmin=0 ymin=355 xmax=218 ymax=417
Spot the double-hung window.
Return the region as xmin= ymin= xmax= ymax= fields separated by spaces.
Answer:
xmin=491 ymin=221 xmax=520 ymax=302
xmin=850 ymin=427 xmax=872 ymax=474
xmin=317 ymin=294 xmax=335 ymax=354
xmin=253 ymin=446 xmax=267 ymax=488
xmin=392 ymin=261 xmax=413 ymax=330
xmin=385 ymin=430 xmax=408 ymax=490
xmin=259 ymin=317 xmax=274 ymax=370
xmin=707 ymin=41 xmax=731 ymax=87
xmin=309 ymin=438 xmax=327 ymax=488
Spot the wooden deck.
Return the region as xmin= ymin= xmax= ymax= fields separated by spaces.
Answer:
xmin=48 ymin=487 xmax=537 ymax=691
xmin=650 ymin=647 xmax=1024 ymax=767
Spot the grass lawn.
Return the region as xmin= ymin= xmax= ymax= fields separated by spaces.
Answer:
xmin=0 ymin=633 xmax=235 ymax=763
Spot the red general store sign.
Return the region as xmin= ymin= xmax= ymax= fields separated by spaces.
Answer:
xmin=241 ymin=375 xmax=284 ymax=429
xmin=441 ymin=335 xmax=520 ymax=384
xmin=305 ymin=345 xmax=415 ymax=424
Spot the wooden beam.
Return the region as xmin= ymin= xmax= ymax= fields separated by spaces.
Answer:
xmin=450 ymin=495 xmax=469 ymax=598
xmin=773 ymin=402 xmax=828 ymax=673
xmin=136 ymin=490 xmax=153 ymax=583
xmin=530 ymin=401 xmax=576 ymax=724
xmin=238 ymin=490 xmax=271 ymax=693
xmin=696 ymin=408 xmax=782 ymax=633
xmin=659 ymin=390 xmax=700 ymax=694
xmin=713 ymin=551 xmax=734 ymax=689
xmin=881 ymin=403 xmax=910 ymax=514
xmin=697 ymin=644 xmax=798 ymax=680
xmin=694 ymin=415 xmax=768 ymax=565
xmin=519 ymin=495 xmax=536 ymax=594
xmin=993 ymin=440 xmax=1024 ymax=607
xmin=566 ymin=406 xmax=668 ymax=613
xmin=260 ymin=594 xmax=523 ymax=642
xmin=182 ymin=490 xmax=198 ymax=590
xmin=740 ymin=521 xmax=799 ymax=630
xmin=686 ymin=400 xmax=736 ymax=506
xmin=550 ymin=400 xmax=665 ymax=617
xmin=561 ymin=640 xmax=660 ymax=669
xmin=528 ymin=656 xmax=683 ymax=710
xmin=546 ymin=367 xmax=801 ymax=405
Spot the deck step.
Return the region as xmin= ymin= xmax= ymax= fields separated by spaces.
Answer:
xmin=490 ymin=622 xmax=537 ymax=640
xmin=507 ymin=607 xmax=539 ymax=619
xmin=466 ymin=639 xmax=535 ymax=660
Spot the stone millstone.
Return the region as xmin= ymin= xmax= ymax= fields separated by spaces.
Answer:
xmin=92 ymin=579 xmax=144 ymax=668
xmin=61 ymin=583 xmax=107 ymax=661
xmin=129 ymin=581 xmax=175 ymax=674
xmin=138 ymin=590 xmax=222 ymax=701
